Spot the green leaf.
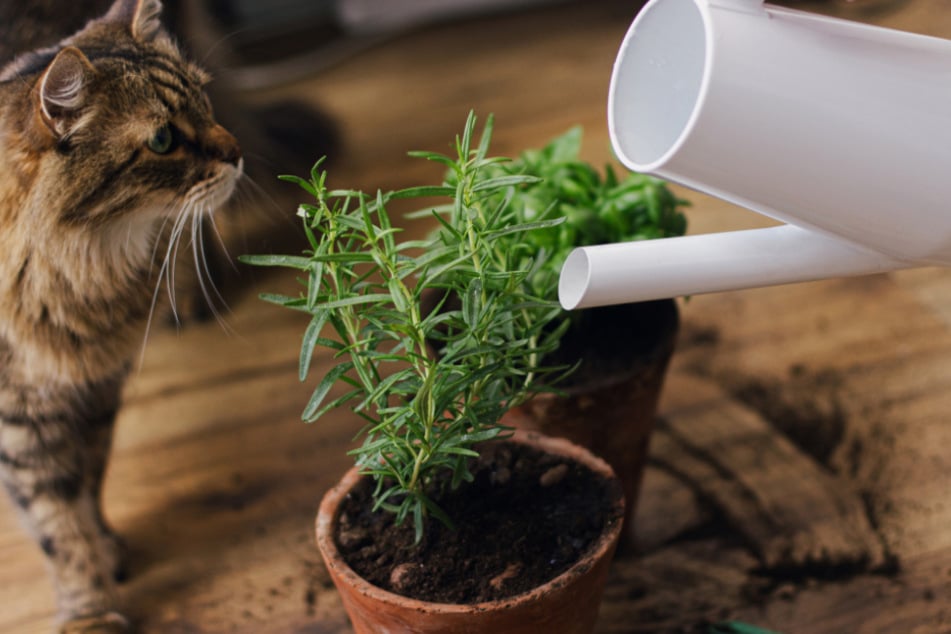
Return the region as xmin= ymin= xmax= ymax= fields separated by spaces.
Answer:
xmin=278 ymin=173 xmax=317 ymax=197
xmin=420 ymin=494 xmax=454 ymax=532
xmin=436 ymin=446 xmax=480 ymax=458
xmin=258 ymin=293 xmax=307 ymax=310
xmin=239 ymin=254 xmax=312 ymax=270
xmin=471 ymin=174 xmax=543 ymax=193
xmin=311 ymin=336 xmax=345 ymax=352
xmin=460 ymin=110 xmax=477 ymax=160
xmin=320 ymin=294 xmax=392 ymax=311
xmin=406 ymin=150 xmax=457 ymax=171
xmin=547 ymin=126 xmax=583 ymax=163
xmin=302 ymin=362 xmax=354 ymax=421
xmin=487 ymin=217 xmax=565 ymax=239
xmin=476 ymin=114 xmax=495 ymax=160
xmin=390 ymin=186 xmax=457 ymax=199
xmin=309 ymin=157 xmax=328 ymax=185
xmin=299 ymin=312 xmax=328 ymax=381
xmin=306 ymin=261 xmax=323 ymax=310
xmin=462 ymin=279 xmax=482 ymax=329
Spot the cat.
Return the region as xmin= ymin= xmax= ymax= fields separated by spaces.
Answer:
xmin=0 ymin=1 xmax=243 ymax=631
xmin=0 ymin=0 xmax=339 ymax=323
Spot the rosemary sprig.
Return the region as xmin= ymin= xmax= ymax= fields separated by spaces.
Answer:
xmin=242 ymin=112 xmax=565 ymax=541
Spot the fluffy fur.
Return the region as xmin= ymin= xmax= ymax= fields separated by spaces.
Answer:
xmin=0 ymin=1 xmax=242 ymax=630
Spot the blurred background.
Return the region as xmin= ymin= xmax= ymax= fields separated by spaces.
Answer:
xmin=200 ymin=0 xmax=914 ymax=89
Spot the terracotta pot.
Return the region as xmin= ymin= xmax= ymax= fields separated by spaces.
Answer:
xmin=503 ymin=299 xmax=679 ymax=541
xmin=315 ymin=430 xmax=624 ymax=634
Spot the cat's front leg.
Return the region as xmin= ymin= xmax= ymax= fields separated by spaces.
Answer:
xmin=83 ymin=410 xmax=130 ymax=584
xmin=0 ymin=413 xmax=130 ymax=632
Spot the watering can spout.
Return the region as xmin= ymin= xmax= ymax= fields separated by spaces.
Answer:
xmin=561 ymin=0 xmax=951 ymax=310
xmin=558 ymin=225 xmax=908 ymax=310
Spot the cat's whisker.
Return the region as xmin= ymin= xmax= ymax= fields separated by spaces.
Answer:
xmin=192 ymin=207 xmax=235 ymax=335
xmin=170 ymin=204 xmax=196 ymax=307
xmin=141 ymin=200 xmax=200 ymax=365
xmin=141 ymin=219 xmax=178 ymax=366
xmin=142 ymin=202 xmax=189 ymax=353
xmin=164 ymin=205 xmax=192 ymax=324
xmin=199 ymin=211 xmax=234 ymax=306
xmin=149 ymin=206 xmax=177 ymax=271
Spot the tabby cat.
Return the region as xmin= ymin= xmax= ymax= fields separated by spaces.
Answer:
xmin=0 ymin=0 xmax=242 ymax=631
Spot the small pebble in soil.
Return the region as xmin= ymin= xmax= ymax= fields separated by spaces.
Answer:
xmin=489 ymin=562 xmax=523 ymax=591
xmin=337 ymin=524 xmax=371 ymax=549
xmin=390 ymin=563 xmax=422 ymax=593
xmin=539 ymin=464 xmax=569 ymax=487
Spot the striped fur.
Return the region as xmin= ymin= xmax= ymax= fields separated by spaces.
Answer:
xmin=0 ymin=1 xmax=241 ymax=631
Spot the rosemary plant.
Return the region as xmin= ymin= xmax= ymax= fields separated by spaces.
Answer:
xmin=242 ymin=113 xmax=565 ymax=540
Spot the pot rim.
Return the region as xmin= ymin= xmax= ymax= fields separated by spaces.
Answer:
xmin=315 ymin=429 xmax=625 ymax=614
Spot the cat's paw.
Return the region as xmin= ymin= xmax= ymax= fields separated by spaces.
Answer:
xmin=60 ymin=612 xmax=130 ymax=634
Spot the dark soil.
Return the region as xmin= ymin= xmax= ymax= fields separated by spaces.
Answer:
xmin=728 ymin=365 xmax=846 ymax=467
xmin=334 ymin=440 xmax=623 ymax=604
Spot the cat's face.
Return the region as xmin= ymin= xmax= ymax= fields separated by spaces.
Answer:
xmin=0 ymin=0 xmax=242 ymax=231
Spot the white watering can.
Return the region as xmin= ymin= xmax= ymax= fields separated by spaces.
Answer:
xmin=558 ymin=0 xmax=951 ymax=310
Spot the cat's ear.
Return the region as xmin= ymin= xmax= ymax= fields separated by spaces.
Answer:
xmin=105 ymin=0 xmax=164 ymax=42
xmin=37 ymin=47 xmax=95 ymax=138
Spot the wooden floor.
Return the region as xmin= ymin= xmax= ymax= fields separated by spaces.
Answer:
xmin=5 ymin=0 xmax=951 ymax=631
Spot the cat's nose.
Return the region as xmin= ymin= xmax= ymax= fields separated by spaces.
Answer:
xmin=205 ymin=124 xmax=242 ymax=166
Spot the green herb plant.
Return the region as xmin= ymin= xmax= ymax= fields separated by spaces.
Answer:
xmin=475 ymin=126 xmax=689 ymax=304
xmin=241 ymin=112 xmax=566 ymax=541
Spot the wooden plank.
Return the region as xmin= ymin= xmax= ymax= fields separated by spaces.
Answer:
xmin=653 ymin=373 xmax=887 ymax=573
xmin=663 ymin=275 xmax=951 ymax=632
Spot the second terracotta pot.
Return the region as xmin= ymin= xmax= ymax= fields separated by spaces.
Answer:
xmin=504 ymin=299 xmax=679 ymax=540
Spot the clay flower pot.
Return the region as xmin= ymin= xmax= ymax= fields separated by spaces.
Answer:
xmin=315 ymin=430 xmax=624 ymax=634
xmin=503 ymin=299 xmax=679 ymax=540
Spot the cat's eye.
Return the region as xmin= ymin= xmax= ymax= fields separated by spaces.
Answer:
xmin=147 ymin=125 xmax=176 ymax=154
